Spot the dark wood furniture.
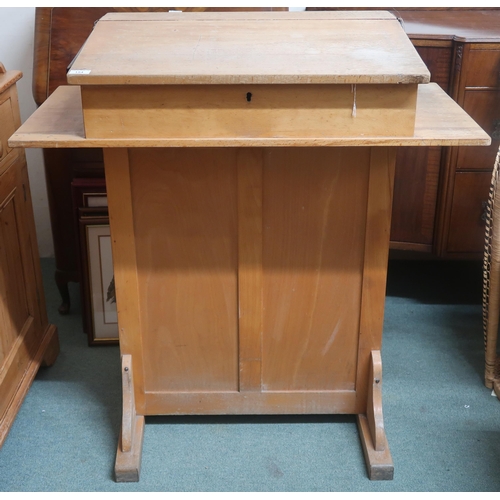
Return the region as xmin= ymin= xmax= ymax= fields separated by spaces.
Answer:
xmin=307 ymin=7 xmax=500 ymax=258
xmin=0 ymin=63 xmax=59 ymax=448
xmin=33 ymin=8 xmax=500 ymax=312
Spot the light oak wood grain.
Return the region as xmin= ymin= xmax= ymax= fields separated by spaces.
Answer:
xmin=237 ymin=149 xmax=264 ymax=392
xmin=357 ymin=350 xmax=393 ymax=481
xmin=115 ymin=355 xmax=144 ymax=482
xmin=103 ymin=148 xmax=146 ymax=413
xmin=9 ymin=84 xmax=491 ymax=149
xmin=261 ymin=147 xmax=369 ymax=392
xmin=129 ymin=148 xmax=239 ymax=393
xmin=81 ymin=84 xmax=418 ymax=139
xmin=68 ymin=12 xmax=429 ymax=86
xmin=356 ymin=147 xmax=396 ymax=410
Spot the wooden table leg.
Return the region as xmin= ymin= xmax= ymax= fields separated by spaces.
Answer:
xmin=115 ymin=354 xmax=145 ymax=482
xmin=357 ymin=350 xmax=394 ymax=480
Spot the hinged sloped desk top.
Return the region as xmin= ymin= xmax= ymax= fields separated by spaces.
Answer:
xmin=66 ymin=11 xmax=430 ymax=85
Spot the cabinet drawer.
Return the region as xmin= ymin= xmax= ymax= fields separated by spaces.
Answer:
xmin=446 ymin=171 xmax=491 ymax=254
xmin=457 ymin=89 xmax=500 ymax=170
xmin=465 ymin=48 xmax=500 ymax=88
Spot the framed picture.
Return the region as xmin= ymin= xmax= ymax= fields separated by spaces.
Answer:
xmin=71 ymin=177 xmax=108 ymax=210
xmin=80 ymin=216 xmax=119 ymax=345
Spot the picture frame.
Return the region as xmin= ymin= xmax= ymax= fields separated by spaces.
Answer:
xmin=79 ymin=215 xmax=119 ymax=345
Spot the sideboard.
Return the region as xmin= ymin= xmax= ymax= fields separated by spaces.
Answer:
xmin=32 ymin=7 xmax=500 ymax=312
xmin=0 ymin=63 xmax=59 ymax=448
xmin=308 ymin=8 xmax=500 ymax=258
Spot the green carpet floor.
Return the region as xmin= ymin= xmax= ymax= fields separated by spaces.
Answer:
xmin=0 ymin=258 xmax=498 ymax=492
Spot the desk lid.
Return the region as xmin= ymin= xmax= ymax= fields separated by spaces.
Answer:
xmin=67 ymin=11 xmax=430 ymax=86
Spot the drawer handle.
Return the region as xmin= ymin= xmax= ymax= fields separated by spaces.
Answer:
xmin=0 ymin=140 xmax=3 ymax=159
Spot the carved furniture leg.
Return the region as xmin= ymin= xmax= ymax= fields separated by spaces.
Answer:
xmin=357 ymin=350 xmax=394 ymax=480
xmin=115 ymin=354 xmax=145 ymax=482
xmin=54 ymin=270 xmax=71 ymax=315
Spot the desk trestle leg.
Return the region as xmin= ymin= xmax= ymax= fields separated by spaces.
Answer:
xmin=357 ymin=350 xmax=394 ymax=480
xmin=115 ymin=354 xmax=145 ymax=482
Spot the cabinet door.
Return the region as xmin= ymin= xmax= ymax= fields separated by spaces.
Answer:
xmin=390 ymin=43 xmax=452 ymax=251
xmin=457 ymin=90 xmax=500 ymax=170
xmin=446 ymin=171 xmax=491 ymax=254
xmin=0 ymin=155 xmax=44 ymax=421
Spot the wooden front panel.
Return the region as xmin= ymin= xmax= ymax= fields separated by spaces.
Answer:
xmin=446 ymin=171 xmax=491 ymax=254
xmin=261 ymin=148 xmax=369 ymax=392
xmin=0 ymin=98 xmax=16 ymax=167
xmin=0 ymin=184 xmax=29 ymax=355
xmin=81 ymin=84 xmax=418 ymax=140
xmin=129 ymin=149 xmax=239 ymax=393
xmin=105 ymin=146 xmax=393 ymax=415
xmin=0 ymin=158 xmax=39 ymax=420
xmin=464 ymin=47 xmax=500 ymax=88
xmin=391 ymin=146 xmax=441 ymax=248
xmin=457 ymin=90 xmax=500 ymax=170
xmin=413 ymin=44 xmax=453 ymax=92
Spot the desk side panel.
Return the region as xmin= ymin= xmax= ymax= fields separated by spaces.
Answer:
xmin=261 ymin=147 xmax=370 ymax=392
xmin=129 ymin=148 xmax=239 ymax=392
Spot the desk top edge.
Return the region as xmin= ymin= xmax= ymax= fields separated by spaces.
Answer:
xmin=9 ymin=84 xmax=491 ymax=149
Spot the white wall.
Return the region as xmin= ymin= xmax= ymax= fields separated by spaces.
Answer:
xmin=0 ymin=7 xmax=53 ymax=257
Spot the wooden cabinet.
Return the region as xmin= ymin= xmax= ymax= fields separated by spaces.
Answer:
xmin=390 ymin=41 xmax=453 ymax=252
xmin=31 ymin=8 xmax=500 ymax=311
xmin=436 ymin=40 xmax=500 ymax=257
xmin=11 ymin=11 xmax=488 ymax=481
xmin=0 ymin=63 xmax=59 ymax=447
xmin=308 ymin=8 xmax=500 ymax=258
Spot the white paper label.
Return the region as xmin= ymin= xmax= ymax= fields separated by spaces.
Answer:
xmin=68 ymin=69 xmax=91 ymax=75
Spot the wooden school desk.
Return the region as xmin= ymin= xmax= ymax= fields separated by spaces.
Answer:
xmin=9 ymin=11 xmax=490 ymax=482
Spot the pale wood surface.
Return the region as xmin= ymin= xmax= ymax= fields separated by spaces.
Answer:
xmin=0 ymin=70 xmax=21 ymax=96
xmin=357 ymin=350 xmax=393 ymax=481
xmin=80 ymin=83 xmax=418 ymax=139
xmin=104 ymin=146 xmax=391 ymax=417
xmin=366 ymin=351 xmax=386 ymax=452
xmin=128 ymin=148 xmax=239 ymax=393
xmin=9 ymin=84 xmax=491 ymax=149
xmin=261 ymin=148 xmax=369 ymax=392
xmin=115 ymin=354 xmax=144 ymax=482
xmin=67 ymin=12 xmax=429 ymax=86
xmin=237 ymin=149 xmax=264 ymax=392
xmin=355 ymin=147 xmax=396 ymax=410
xmin=103 ymin=149 xmax=146 ymax=413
